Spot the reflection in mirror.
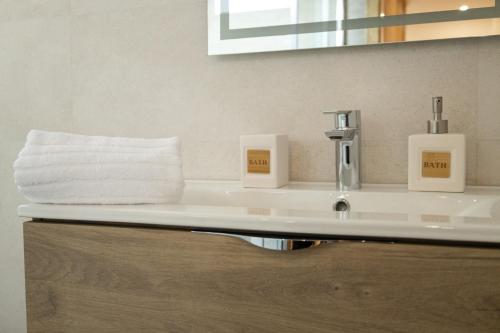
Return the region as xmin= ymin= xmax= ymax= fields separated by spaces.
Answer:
xmin=208 ymin=0 xmax=500 ymax=54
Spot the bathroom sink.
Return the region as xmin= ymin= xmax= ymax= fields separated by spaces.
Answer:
xmin=18 ymin=180 xmax=500 ymax=244
xmin=183 ymin=181 xmax=500 ymax=219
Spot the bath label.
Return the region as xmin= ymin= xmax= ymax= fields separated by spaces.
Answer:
xmin=247 ymin=149 xmax=270 ymax=174
xmin=422 ymin=151 xmax=451 ymax=178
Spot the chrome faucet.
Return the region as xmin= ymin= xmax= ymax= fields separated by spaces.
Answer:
xmin=324 ymin=110 xmax=361 ymax=191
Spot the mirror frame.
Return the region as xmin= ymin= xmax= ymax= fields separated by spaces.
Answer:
xmin=208 ymin=0 xmax=500 ymax=55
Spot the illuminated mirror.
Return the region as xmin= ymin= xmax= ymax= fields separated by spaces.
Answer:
xmin=208 ymin=0 xmax=500 ymax=54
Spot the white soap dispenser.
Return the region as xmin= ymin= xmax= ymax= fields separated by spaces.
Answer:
xmin=408 ymin=97 xmax=465 ymax=192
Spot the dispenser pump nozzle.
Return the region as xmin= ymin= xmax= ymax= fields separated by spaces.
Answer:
xmin=427 ymin=96 xmax=448 ymax=134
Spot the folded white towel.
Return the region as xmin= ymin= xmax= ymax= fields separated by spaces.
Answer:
xmin=17 ymin=180 xmax=185 ymax=204
xmin=14 ymin=152 xmax=181 ymax=169
xmin=18 ymin=143 xmax=179 ymax=156
xmin=14 ymin=164 xmax=184 ymax=187
xmin=27 ymin=130 xmax=179 ymax=148
xmin=14 ymin=130 xmax=185 ymax=204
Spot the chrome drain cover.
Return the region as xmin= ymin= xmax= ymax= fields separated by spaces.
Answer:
xmin=333 ymin=199 xmax=350 ymax=212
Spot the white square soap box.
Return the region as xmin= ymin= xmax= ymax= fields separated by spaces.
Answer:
xmin=240 ymin=134 xmax=288 ymax=188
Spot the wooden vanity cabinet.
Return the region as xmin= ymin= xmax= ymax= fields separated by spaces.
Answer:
xmin=24 ymin=221 xmax=500 ymax=333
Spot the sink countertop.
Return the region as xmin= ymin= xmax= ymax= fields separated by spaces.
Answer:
xmin=18 ymin=180 xmax=500 ymax=245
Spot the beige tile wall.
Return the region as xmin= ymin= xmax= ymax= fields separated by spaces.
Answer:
xmin=0 ymin=0 xmax=499 ymax=331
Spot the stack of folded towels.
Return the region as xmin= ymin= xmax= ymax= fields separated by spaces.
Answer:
xmin=14 ymin=130 xmax=184 ymax=204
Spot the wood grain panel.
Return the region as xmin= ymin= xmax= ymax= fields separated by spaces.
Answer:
xmin=24 ymin=221 xmax=500 ymax=333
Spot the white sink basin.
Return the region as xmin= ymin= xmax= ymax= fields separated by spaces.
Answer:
xmin=183 ymin=182 xmax=500 ymax=219
xmin=18 ymin=180 xmax=500 ymax=244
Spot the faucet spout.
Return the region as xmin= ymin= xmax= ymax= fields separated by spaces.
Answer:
xmin=323 ymin=110 xmax=361 ymax=191
xmin=325 ymin=129 xmax=357 ymax=141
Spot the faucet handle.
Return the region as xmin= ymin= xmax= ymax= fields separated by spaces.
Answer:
xmin=323 ymin=110 xmax=361 ymax=129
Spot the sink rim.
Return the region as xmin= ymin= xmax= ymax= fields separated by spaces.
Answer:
xmin=17 ymin=180 xmax=500 ymax=245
